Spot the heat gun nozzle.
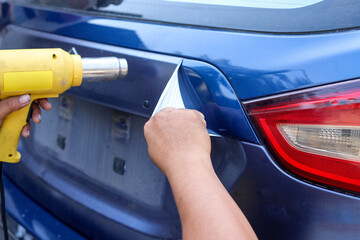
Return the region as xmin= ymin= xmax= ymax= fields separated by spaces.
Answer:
xmin=82 ymin=57 xmax=128 ymax=82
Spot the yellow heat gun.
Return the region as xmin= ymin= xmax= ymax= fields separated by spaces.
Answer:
xmin=0 ymin=48 xmax=128 ymax=163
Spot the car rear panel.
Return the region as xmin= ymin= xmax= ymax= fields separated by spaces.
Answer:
xmin=1 ymin=2 xmax=360 ymax=240
xmin=3 ymin=174 xmax=86 ymax=240
xmin=9 ymin=4 xmax=360 ymax=100
xmin=233 ymin=142 xmax=360 ymax=239
xmin=1 ymin=11 xmax=250 ymax=239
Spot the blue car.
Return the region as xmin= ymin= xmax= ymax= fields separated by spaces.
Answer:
xmin=1 ymin=0 xmax=360 ymax=239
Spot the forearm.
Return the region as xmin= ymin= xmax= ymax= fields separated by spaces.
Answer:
xmin=144 ymin=109 xmax=257 ymax=239
xmin=167 ymin=153 xmax=257 ymax=240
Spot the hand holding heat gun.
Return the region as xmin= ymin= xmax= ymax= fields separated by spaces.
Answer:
xmin=0 ymin=48 xmax=127 ymax=163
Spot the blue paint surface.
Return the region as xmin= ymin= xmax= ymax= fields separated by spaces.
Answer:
xmin=11 ymin=4 xmax=360 ymax=100
xmin=180 ymin=59 xmax=258 ymax=142
xmin=233 ymin=142 xmax=360 ymax=239
xmin=0 ymin=23 xmax=258 ymax=142
xmin=0 ymin=14 xmax=254 ymax=238
xmin=3 ymin=172 xmax=86 ymax=240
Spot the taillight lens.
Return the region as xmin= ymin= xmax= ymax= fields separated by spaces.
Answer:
xmin=244 ymin=79 xmax=360 ymax=193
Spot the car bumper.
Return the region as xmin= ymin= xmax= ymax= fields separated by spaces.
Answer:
xmin=3 ymin=173 xmax=86 ymax=240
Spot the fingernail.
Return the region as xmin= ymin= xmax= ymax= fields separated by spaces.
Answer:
xmin=37 ymin=114 xmax=41 ymax=121
xmin=27 ymin=130 xmax=30 ymax=137
xmin=19 ymin=94 xmax=31 ymax=104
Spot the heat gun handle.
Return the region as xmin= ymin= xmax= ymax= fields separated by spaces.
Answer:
xmin=0 ymin=94 xmax=57 ymax=163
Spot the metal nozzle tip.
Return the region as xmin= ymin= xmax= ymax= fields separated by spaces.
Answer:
xmin=118 ymin=58 xmax=128 ymax=78
xmin=82 ymin=57 xmax=128 ymax=82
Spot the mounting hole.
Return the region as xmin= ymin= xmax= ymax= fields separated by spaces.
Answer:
xmin=8 ymin=154 xmax=12 ymax=158
xmin=143 ymin=100 xmax=150 ymax=109
xmin=57 ymin=134 xmax=66 ymax=150
xmin=52 ymin=54 xmax=57 ymax=60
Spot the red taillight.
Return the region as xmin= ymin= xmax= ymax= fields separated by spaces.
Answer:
xmin=244 ymin=79 xmax=360 ymax=193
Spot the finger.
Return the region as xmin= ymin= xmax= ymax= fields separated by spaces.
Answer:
xmin=22 ymin=122 xmax=31 ymax=138
xmin=186 ymin=109 xmax=206 ymax=127
xmin=195 ymin=110 xmax=205 ymax=121
xmin=0 ymin=94 xmax=31 ymax=120
xmin=183 ymin=109 xmax=205 ymax=120
xmin=32 ymin=104 xmax=41 ymax=123
xmin=38 ymin=98 xmax=52 ymax=111
xmin=193 ymin=111 xmax=206 ymax=127
xmin=159 ymin=107 xmax=176 ymax=113
xmin=201 ymin=119 xmax=207 ymax=128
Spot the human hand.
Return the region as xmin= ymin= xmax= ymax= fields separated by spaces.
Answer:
xmin=144 ymin=108 xmax=211 ymax=177
xmin=145 ymin=108 xmax=258 ymax=240
xmin=0 ymin=94 xmax=52 ymax=138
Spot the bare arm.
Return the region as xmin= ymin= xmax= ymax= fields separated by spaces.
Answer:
xmin=144 ymin=108 xmax=257 ymax=240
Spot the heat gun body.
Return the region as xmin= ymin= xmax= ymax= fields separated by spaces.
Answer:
xmin=0 ymin=48 xmax=127 ymax=163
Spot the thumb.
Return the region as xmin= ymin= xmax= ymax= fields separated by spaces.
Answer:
xmin=0 ymin=94 xmax=31 ymax=122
